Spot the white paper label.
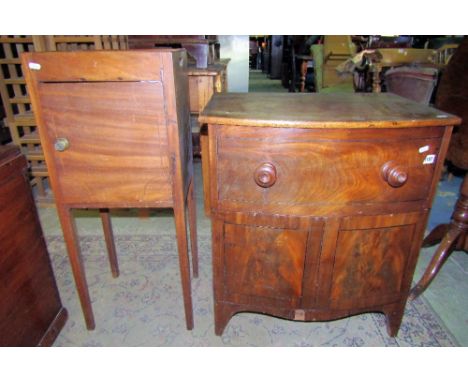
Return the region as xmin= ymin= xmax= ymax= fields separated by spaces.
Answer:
xmin=423 ymin=154 xmax=436 ymax=164
xmin=28 ymin=62 xmax=41 ymax=70
xmin=419 ymin=145 xmax=429 ymax=153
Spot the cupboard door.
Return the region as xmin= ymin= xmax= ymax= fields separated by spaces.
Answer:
xmin=222 ymin=223 xmax=309 ymax=308
xmin=329 ymin=212 xmax=425 ymax=310
xmin=37 ymin=81 xmax=172 ymax=205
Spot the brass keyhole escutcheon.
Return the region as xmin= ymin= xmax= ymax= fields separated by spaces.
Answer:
xmin=54 ymin=138 xmax=70 ymax=152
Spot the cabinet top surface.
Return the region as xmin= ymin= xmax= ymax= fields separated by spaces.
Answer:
xmin=199 ymin=92 xmax=461 ymax=128
xmin=187 ymin=63 xmax=225 ymax=76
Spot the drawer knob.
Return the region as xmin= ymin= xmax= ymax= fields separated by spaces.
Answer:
xmin=381 ymin=161 xmax=408 ymax=187
xmin=254 ymin=162 xmax=277 ymax=188
xmin=54 ymin=137 xmax=69 ymax=152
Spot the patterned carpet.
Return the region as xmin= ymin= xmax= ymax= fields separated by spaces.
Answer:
xmin=46 ymin=234 xmax=457 ymax=346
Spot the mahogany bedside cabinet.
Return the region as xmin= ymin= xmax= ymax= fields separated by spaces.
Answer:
xmin=22 ymin=50 xmax=198 ymax=330
xmin=0 ymin=146 xmax=67 ymax=346
xmin=199 ymin=92 xmax=461 ymax=336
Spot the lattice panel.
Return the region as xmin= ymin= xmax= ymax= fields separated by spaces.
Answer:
xmin=40 ymin=35 xmax=127 ymax=51
xmin=100 ymin=35 xmax=128 ymax=50
xmin=0 ymin=36 xmax=46 ymax=197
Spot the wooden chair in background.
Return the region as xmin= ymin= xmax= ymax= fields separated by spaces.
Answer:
xmin=22 ymin=50 xmax=198 ymax=330
xmin=322 ymin=35 xmax=356 ymax=89
xmin=410 ymin=174 xmax=467 ymax=299
xmin=385 ymin=66 xmax=438 ymax=105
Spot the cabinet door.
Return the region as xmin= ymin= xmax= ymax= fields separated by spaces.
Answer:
xmin=221 ymin=222 xmax=310 ymax=309
xmin=37 ymin=81 xmax=172 ymax=206
xmin=328 ymin=212 xmax=426 ymax=310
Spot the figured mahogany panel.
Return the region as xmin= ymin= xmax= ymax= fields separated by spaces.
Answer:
xmin=223 ymin=222 xmax=309 ymax=308
xmin=215 ymin=125 xmax=443 ymax=215
xmin=328 ymin=213 xmax=422 ymax=310
xmin=36 ymin=81 xmax=172 ymax=206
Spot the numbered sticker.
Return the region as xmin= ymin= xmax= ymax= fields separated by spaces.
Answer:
xmin=423 ymin=154 xmax=436 ymax=165
xmin=28 ymin=62 xmax=41 ymax=70
xmin=419 ymin=145 xmax=429 ymax=153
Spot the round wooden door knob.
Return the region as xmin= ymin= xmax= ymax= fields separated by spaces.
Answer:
xmin=254 ymin=162 xmax=277 ymax=188
xmin=381 ymin=161 xmax=408 ymax=188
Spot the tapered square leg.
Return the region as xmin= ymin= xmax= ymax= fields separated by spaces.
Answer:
xmin=187 ymin=179 xmax=199 ymax=278
xmin=173 ymin=201 xmax=194 ymax=330
xmin=99 ymin=208 xmax=119 ymax=278
xmin=56 ymin=206 xmax=95 ymax=330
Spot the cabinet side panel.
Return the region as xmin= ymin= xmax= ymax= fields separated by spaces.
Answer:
xmin=0 ymin=157 xmax=63 ymax=346
xmin=165 ymin=50 xmax=192 ymax=197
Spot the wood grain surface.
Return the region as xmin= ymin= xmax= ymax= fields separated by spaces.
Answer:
xmin=213 ymin=124 xmax=445 ymax=216
xmin=36 ymin=81 xmax=171 ymax=206
xmin=199 ymin=92 xmax=461 ymax=128
xmin=23 ymin=50 xmax=166 ymax=82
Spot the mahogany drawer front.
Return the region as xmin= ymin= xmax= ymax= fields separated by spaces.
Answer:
xmin=37 ymin=81 xmax=173 ymax=206
xmin=213 ymin=125 xmax=444 ymax=215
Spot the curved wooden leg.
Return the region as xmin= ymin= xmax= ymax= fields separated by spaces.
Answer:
xmin=458 ymin=232 xmax=468 ymax=252
xmin=422 ymin=223 xmax=450 ymax=247
xmin=187 ymin=179 xmax=199 ymax=278
xmin=100 ymin=208 xmax=119 ymax=278
xmin=57 ymin=206 xmax=95 ymax=330
xmin=173 ymin=201 xmax=194 ymax=330
xmin=410 ymin=226 xmax=462 ymax=300
xmin=411 ymin=174 xmax=468 ymax=300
